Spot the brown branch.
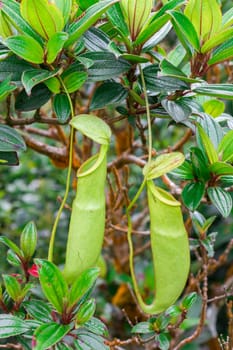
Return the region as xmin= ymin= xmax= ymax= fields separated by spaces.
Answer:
xmin=170 ymin=129 xmax=193 ymax=151
xmin=108 ymin=154 xmax=146 ymax=171
xmin=23 ymin=134 xmax=68 ymax=162
xmin=0 ymin=344 xmax=23 ymax=349
xmin=110 ymin=224 xmax=149 ymax=235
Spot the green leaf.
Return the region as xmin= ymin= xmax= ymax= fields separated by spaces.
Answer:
xmin=61 ymin=71 xmax=87 ymax=93
xmin=143 ymin=152 xmax=185 ymax=180
xmin=70 ymin=115 xmax=111 ymax=145
xmin=74 ymin=331 xmax=109 ymax=350
xmin=193 ymin=83 xmax=233 ymax=100
xmin=0 ymin=77 xmax=17 ymax=101
xmin=210 ymin=162 xmax=233 ymax=176
xmin=0 ymin=314 xmax=30 ymax=338
xmin=197 ymin=113 xmax=223 ymax=149
xmin=84 ymin=317 xmax=109 ymax=337
xmin=169 ymin=11 xmax=200 ymax=52
xmin=5 ymin=35 xmax=44 ymax=64
xmin=207 ymin=187 xmax=232 ymax=217
xmin=155 ymin=333 xmax=170 ymax=350
xmin=20 ymin=221 xmax=37 ymax=260
xmin=7 ymin=249 xmax=21 ymax=266
xmin=131 ymin=322 xmax=152 ymax=334
xmin=161 ymin=99 xmax=192 ymax=122
xmin=222 ymin=7 xmax=233 ymax=29
xmin=69 ymin=267 xmax=99 ymax=308
xmin=181 ymin=292 xmax=197 ymax=309
xmin=182 ymin=182 xmax=205 ymax=211
xmin=0 ymin=152 xmax=19 ymax=166
xmin=23 ymin=299 xmax=53 ymax=323
xmin=184 ymin=0 xmax=222 ymax=41
xmin=0 ymin=55 xmax=33 ymax=83
xmin=34 ymin=322 xmax=71 ymax=350
xmin=144 ymin=75 xmax=189 ymax=94
xmin=134 ymin=0 xmax=185 ymax=46
xmin=0 ymin=125 xmax=26 ymax=152
xmin=15 ymin=84 xmax=52 ymax=111
xmin=170 ymin=160 xmax=194 ymax=180
xmin=190 ymin=147 xmax=210 ymax=181
xmin=197 ymin=124 xmax=218 ymax=164
xmin=160 ymin=59 xmax=186 ymax=77
xmin=52 ymin=0 xmax=72 ymax=24
xmin=107 ymin=3 xmax=129 ymax=38
xmin=46 ymin=32 xmax=68 ymax=64
xmin=90 ymin=82 xmax=128 ymax=110
xmin=202 ymin=99 xmax=225 ymax=117
xmin=35 ymin=259 xmax=68 ymax=314
xmin=201 ymin=28 xmax=233 ymax=53
xmin=208 ymin=38 xmax=233 ymax=65
xmin=22 ymin=68 xmax=59 ymax=95
xmin=76 ymin=299 xmax=96 ymax=325
xmin=0 ymin=236 xmax=22 ymax=257
xmin=3 ymin=275 xmax=22 ymax=301
xmin=65 ymin=0 xmax=119 ymax=47
xmin=83 ymin=27 xmax=111 ymax=52
xmin=20 ymin=0 xmax=64 ymax=40
xmin=53 ymin=94 xmax=71 ymax=123
xmin=134 ymin=14 xmax=170 ymax=46
xmin=81 ymin=52 xmax=131 ymax=81
xmin=201 ymin=232 xmax=217 ymax=257
xmin=217 ymin=130 xmax=233 ymax=162
xmin=0 ymin=0 xmax=44 ymax=45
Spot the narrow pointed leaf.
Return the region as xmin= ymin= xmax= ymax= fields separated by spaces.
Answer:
xmin=69 ymin=267 xmax=99 ymax=308
xmin=107 ymin=3 xmax=129 ymax=37
xmin=210 ymin=162 xmax=233 ymax=176
xmin=65 ymin=0 xmax=119 ymax=47
xmin=197 ymin=124 xmax=218 ymax=164
xmin=0 ymin=236 xmax=22 ymax=256
xmin=201 ymin=28 xmax=233 ymax=53
xmin=46 ymin=32 xmax=68 ymax=64
xmin=208 ymin=38 xmax=233 ymax=65
xmin=193 ymin=83 xmax=233 ymax=100
xmin=217 ymin=130 xmax=233 ymax=162
xmin=169 ymin=11 xmax=200 ymax=51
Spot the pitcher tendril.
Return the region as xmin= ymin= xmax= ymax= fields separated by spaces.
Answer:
xmin=48 ymin=77 xmax=74 ymax=262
